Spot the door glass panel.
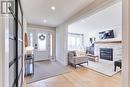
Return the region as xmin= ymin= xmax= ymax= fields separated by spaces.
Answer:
xmin=29 ymin=33 xmax=33 ymax=47
xmin=50 ymin=34 xmax=52 ymax=56
xmin=9 ymin=63 xmax=16 ymax=87
xmin=38 ymin=33 xmax=47 ymax=51
xmin=9 ymin=39 xmax=16 ymax=62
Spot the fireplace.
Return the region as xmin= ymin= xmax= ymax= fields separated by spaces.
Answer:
xmin=100 ymin=48 xmax=113 ymax=61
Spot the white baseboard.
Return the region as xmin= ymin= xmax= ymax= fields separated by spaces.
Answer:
xmin=56 ymin=58 xmax=67 ymax=66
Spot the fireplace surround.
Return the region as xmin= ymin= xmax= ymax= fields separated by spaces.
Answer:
xmin=100 ymin=48 xmax=113 ymax=61
xmin=95 ymin=41 xmax=122 ymax=61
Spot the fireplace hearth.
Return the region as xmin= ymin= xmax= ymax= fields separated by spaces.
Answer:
xmin=100 ymin=48 xmax=113 ymax=61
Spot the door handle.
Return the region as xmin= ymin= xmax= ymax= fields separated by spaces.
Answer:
xmin=34 ymin=44 xmax=38 ymax=49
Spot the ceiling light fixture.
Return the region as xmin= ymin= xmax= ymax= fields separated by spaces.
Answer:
xmin=81 ymin=20 xmax=86 ymax=23
xmin=51 ymin=6 xmax=56 ymax=11
xmin=102 ymin=26 xmax=105 ymax=28
xmin=43 ymin=19 xmax=47 ymax=23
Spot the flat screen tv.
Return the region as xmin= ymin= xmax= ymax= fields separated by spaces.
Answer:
xmin=99 ymin=30 xmax=114 ymax=39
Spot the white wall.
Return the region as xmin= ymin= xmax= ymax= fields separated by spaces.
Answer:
xmin=0 ymin=14 xmax=9 ymax=87
xmin=83 ymin=25 xmax=122 ymax=47
xmin=122 ymin=0 xmax=130 ymax=86
xmin=0 ymin=11 xmax=3 ymax=87
xmin=68 ymin=1 xmax=122 ymax=34
xmin=56 ymin=24 xmax=68 ymax=65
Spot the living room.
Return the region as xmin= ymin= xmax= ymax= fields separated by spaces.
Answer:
xmin=67 ymin=1 xmax=122 ymax=76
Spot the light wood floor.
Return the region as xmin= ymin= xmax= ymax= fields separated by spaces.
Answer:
xmin=24 ymin=66 xmax=121 ymax=87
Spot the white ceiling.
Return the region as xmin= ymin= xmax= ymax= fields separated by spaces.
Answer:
xmin=21 ymin=0 xmax=95 ymax=27
xmin=68 ymin=1 xmax=122 ymax=34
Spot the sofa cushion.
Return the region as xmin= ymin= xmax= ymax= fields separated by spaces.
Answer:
xmin=76 ymin=51 xmax=86 ymax=57
xmin=68 ymin=51 xmax=77 ymax=57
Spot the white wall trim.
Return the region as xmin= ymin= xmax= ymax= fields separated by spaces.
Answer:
xmin=122 ymin=0 xmax=129 ymax=87
xmin=28 ymin=23 xmax=56 ymax=30
xmin=0 ymin=12 xmax=3 ymax=87
xmin=0 ymin=14 xmax=9 ymax=87
xmin=56 ymin=58 xmax=67 ymax=66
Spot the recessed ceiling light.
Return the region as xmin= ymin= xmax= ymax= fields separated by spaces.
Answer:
xmin=81 ymin=20 xmax=86 ymax=23
xmin=51 ymin=6 xmax=56 ymax=11
xmin=102 ymin=26 xmax=105 ymax=28
xmin=43 ymin=19 xmax=47 ymax=23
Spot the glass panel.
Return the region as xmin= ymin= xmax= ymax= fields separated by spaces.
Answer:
xmin=18 ymin=4 xmax=22 ymax=24
xmin=29 ymin=33 xmax=33 ymax=47
xmin=18 ymin=42 xmax=22 ymax=57
xmin=9 ymin=17 xmax=16 ymax=37
xmin=68 ymin=37 xmax=76 ymax=50
xmin=38 ymin=33 xmax=47 ymax=51
xmin=50 ymin=34 xmax=52 ymax=56
xmin=18 ymin=57 xmax=22 ymax=75
xmin=9 ymin=63 xmax=16 ymax=87
xmin=9 ymin=39 xmax=16 ymax=62
xmin=76 ymin=38 xmax=82 ymax=50
xmin=18 ymin=73 xmax=22 ymax=87
xmin=18 ymin=24 xmax=22 ymax=38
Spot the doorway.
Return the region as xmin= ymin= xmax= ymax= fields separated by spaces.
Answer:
xmin=28 ymin=29 xmax=53 ymax=61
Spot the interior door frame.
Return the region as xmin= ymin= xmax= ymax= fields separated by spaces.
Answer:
xmin=34 ymin=30 xmax=51 ymax=61
xmin=27 ymin=28 xmax=54 ymax=61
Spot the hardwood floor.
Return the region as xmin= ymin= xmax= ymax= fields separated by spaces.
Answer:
xmin=24 ymin=66 xmax=121 ymax=87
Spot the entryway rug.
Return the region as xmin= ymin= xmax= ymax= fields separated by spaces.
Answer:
xmin=82 ymin=59 xmax=121 ymax=76
xmin=26 ymin=61 xmax=70 ymax=83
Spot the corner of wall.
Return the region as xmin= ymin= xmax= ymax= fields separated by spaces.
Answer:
xmin=56 ymin=24 xmax=68 ymax=66
xmin=0 ymin=12 xmax=3 ymax=87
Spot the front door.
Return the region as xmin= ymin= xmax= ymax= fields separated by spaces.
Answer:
xmin=31 ymin=31 xmax=50 ymax=61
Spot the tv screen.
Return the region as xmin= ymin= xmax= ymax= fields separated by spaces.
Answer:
xmin=99 ymin=30 xmax=114 ymax=39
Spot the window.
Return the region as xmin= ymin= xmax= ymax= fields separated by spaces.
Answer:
xmin=68 ymin=37 xmax=76 ymax=50
xmin=68 ymin=33 xmax=83 ymax=51
xmin=38 ymin=33 xmax=47 ymax=51
xmin=29 ymin=33 xmax=33 ymax=47
xmin=50 ymin=34 xmax=52 ymax=56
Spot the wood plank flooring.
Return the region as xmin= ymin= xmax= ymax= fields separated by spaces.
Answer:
xmin=24 ymin=66 xmax=121 ymax=87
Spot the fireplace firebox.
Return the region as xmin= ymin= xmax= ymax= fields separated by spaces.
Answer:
xmin=100 ymin=48 xmax=113 ymax=61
